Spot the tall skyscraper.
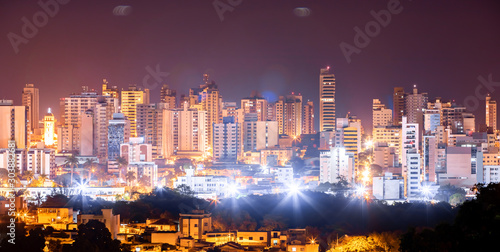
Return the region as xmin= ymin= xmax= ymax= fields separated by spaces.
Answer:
xmin=319 ymin=67 xmax=336 ymax=132
xmin=22 ymin=83 xmax=39 ymax=132
xmin=121 ymin=85 xmax=149 ymax=137
xmin=393 ymin=87 xmax=405 ymax=126
xmin=486 ymin=94 xmax=497 ymax=132
xmin=302 ymin=100 xmax=315 ymax=134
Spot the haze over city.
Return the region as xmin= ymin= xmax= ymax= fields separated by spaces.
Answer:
xmin=1 ymin=0 xmax=500 ymax=130
xmin=1 ymin=1 xmax=500 ymax=252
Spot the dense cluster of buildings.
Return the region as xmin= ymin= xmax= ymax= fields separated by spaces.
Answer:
xmin=365 ymin=86 xmax=500 ymax=201
xmin=1 ymin=68 xmax=499 ymax=203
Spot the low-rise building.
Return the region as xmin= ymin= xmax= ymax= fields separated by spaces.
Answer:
xmin=373 ymin=173 xmax=404 ymax=201
xmin=37 ymin=207 xmax=74 ymax=225
xmin=179 ymin=210 xmax=212 ymax=240
xmin=78 ymin=209 xmax=120 ymax=239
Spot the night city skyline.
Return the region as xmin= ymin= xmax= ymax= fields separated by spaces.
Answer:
xmin=1 ymin=0 xmax=500 ymax=132
xmin=1 ymin=1 xmax=500 ymax=251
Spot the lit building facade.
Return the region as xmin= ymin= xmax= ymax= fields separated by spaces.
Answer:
xmin=213 ymin=116 xmax=240 ymax=163
xmin=108 ymin=113 xmax=130 ymax=161
xmin=319 ymin=67 xmax=335 ymax=132
xmin=302 ymin=100 xmax=315 ymax=134
xmin=163 ymin=102 xmax=208 ymax=157
xmin=393 ymin=87 xmax=405 ymax=126
xmin=486 ymin=94 xmax=497 ymax=132
xmin=241 ymin=93 xmax=268 ymax=121
xmin=242 ymin=118 xmax=278 ymax=152
xmin=121 ymin=85 xmax=149 ymax=137
xmin=43 ymin=109 xmax=56 ymax=146
xmin=372 ymin=99 xmax=393 ymax=128
xmin=320 ymin=147 xmax=355 ymax=184
xmin=0 ymin=100 xmax=27 ymax=149
xmin=22 ymin=83 xmax=39 ymax=132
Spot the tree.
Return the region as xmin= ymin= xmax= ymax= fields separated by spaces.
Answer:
xmin=0 ymin=226 xmax=46 ymax=252
xmin=64 ymin=154 xmax=79 ymax=187
xmin=42 ymin=193 xmax=70 ymax=207
xmin=259 ymin=214 xmax=287 ymax=231
xmin=95 ymin=168 xmax=110 ymax=187
xmin=434 ymin=184 xmax=465 ymax=204
xmin=21 ymin=170 xmax=34 ymax=184
xmin=175 ymin=184 xmax=195 ymax=197
xmin=68 ymin=220 xmax=127 ymax=252
xmin=138 ymin=175 xmax=151 ymax=188
xmin=125 ymin=171 xmax=136 ymax=187
xmin=83 ymin=159 xmax=97 ymax=182
xmin=116 ymin=156 xmax=128 ymax=186
xmin=399 ymin=183 xmax=500 ymax=251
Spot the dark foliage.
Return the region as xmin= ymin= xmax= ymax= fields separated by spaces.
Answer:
xmin=400 ymin=183 xmax=500 ymax=251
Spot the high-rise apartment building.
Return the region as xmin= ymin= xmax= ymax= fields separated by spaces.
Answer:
xmin=160 ymin=84 xmax=176 ymax=109
xmin=280 ymin=93 xmax=303 ymax=138
xmin=405 ymin=150 xmax=421 ymax=199
xmin=22 ymin=83 xmax=39 ymax=132
xmin=373 ymin=99 xmax=393 ymax=128
xmin=242 ymin=116 xmax=278 ymax=152
xmin=402 ymin=116 xmax=419 ymax=169
xmin=0 ymin=100 xmax=27 ymax=149
xmin=137 ymin=103 xmax=168 ymax=159
xmin=320 ymin=147 xmax=355 ymax=184
xmin=108 ymin=113 xmax=130 ymax=161
xmin=302 ymin=100 xmax=315 ymax=134
xmin=405 ymin=85 xmax=428 ymax=125
xmin=94 ymin=99 xmax=117 ymax=160
xmin=58 ymin=88 xmax=118 ymax=155
xmin=319 ymin=67 xmax=336 ymax=132
xmin=163 ymin=102 xmax=207 ymax=158
xmin=241 ymin=92 xmax=267 ymax=121
xmin=189 ymin=75 xmax=222 ymax=155
xmin=121 ymin=85 xmax=149 ymax=137
xmin=213 ymin=116 xmax=240 ymax=163
xmin=373 ymin=125 xmax=402 ymax=165
xmin=120 ymin=137 xmax=152 ymax=163
xmin=486 ymin=94 xmax=497 ymax=132
xmin=80 ymin=110 xmax=94 ymax=156
xmin=393 ymin=87 xmax=405 ymax=126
